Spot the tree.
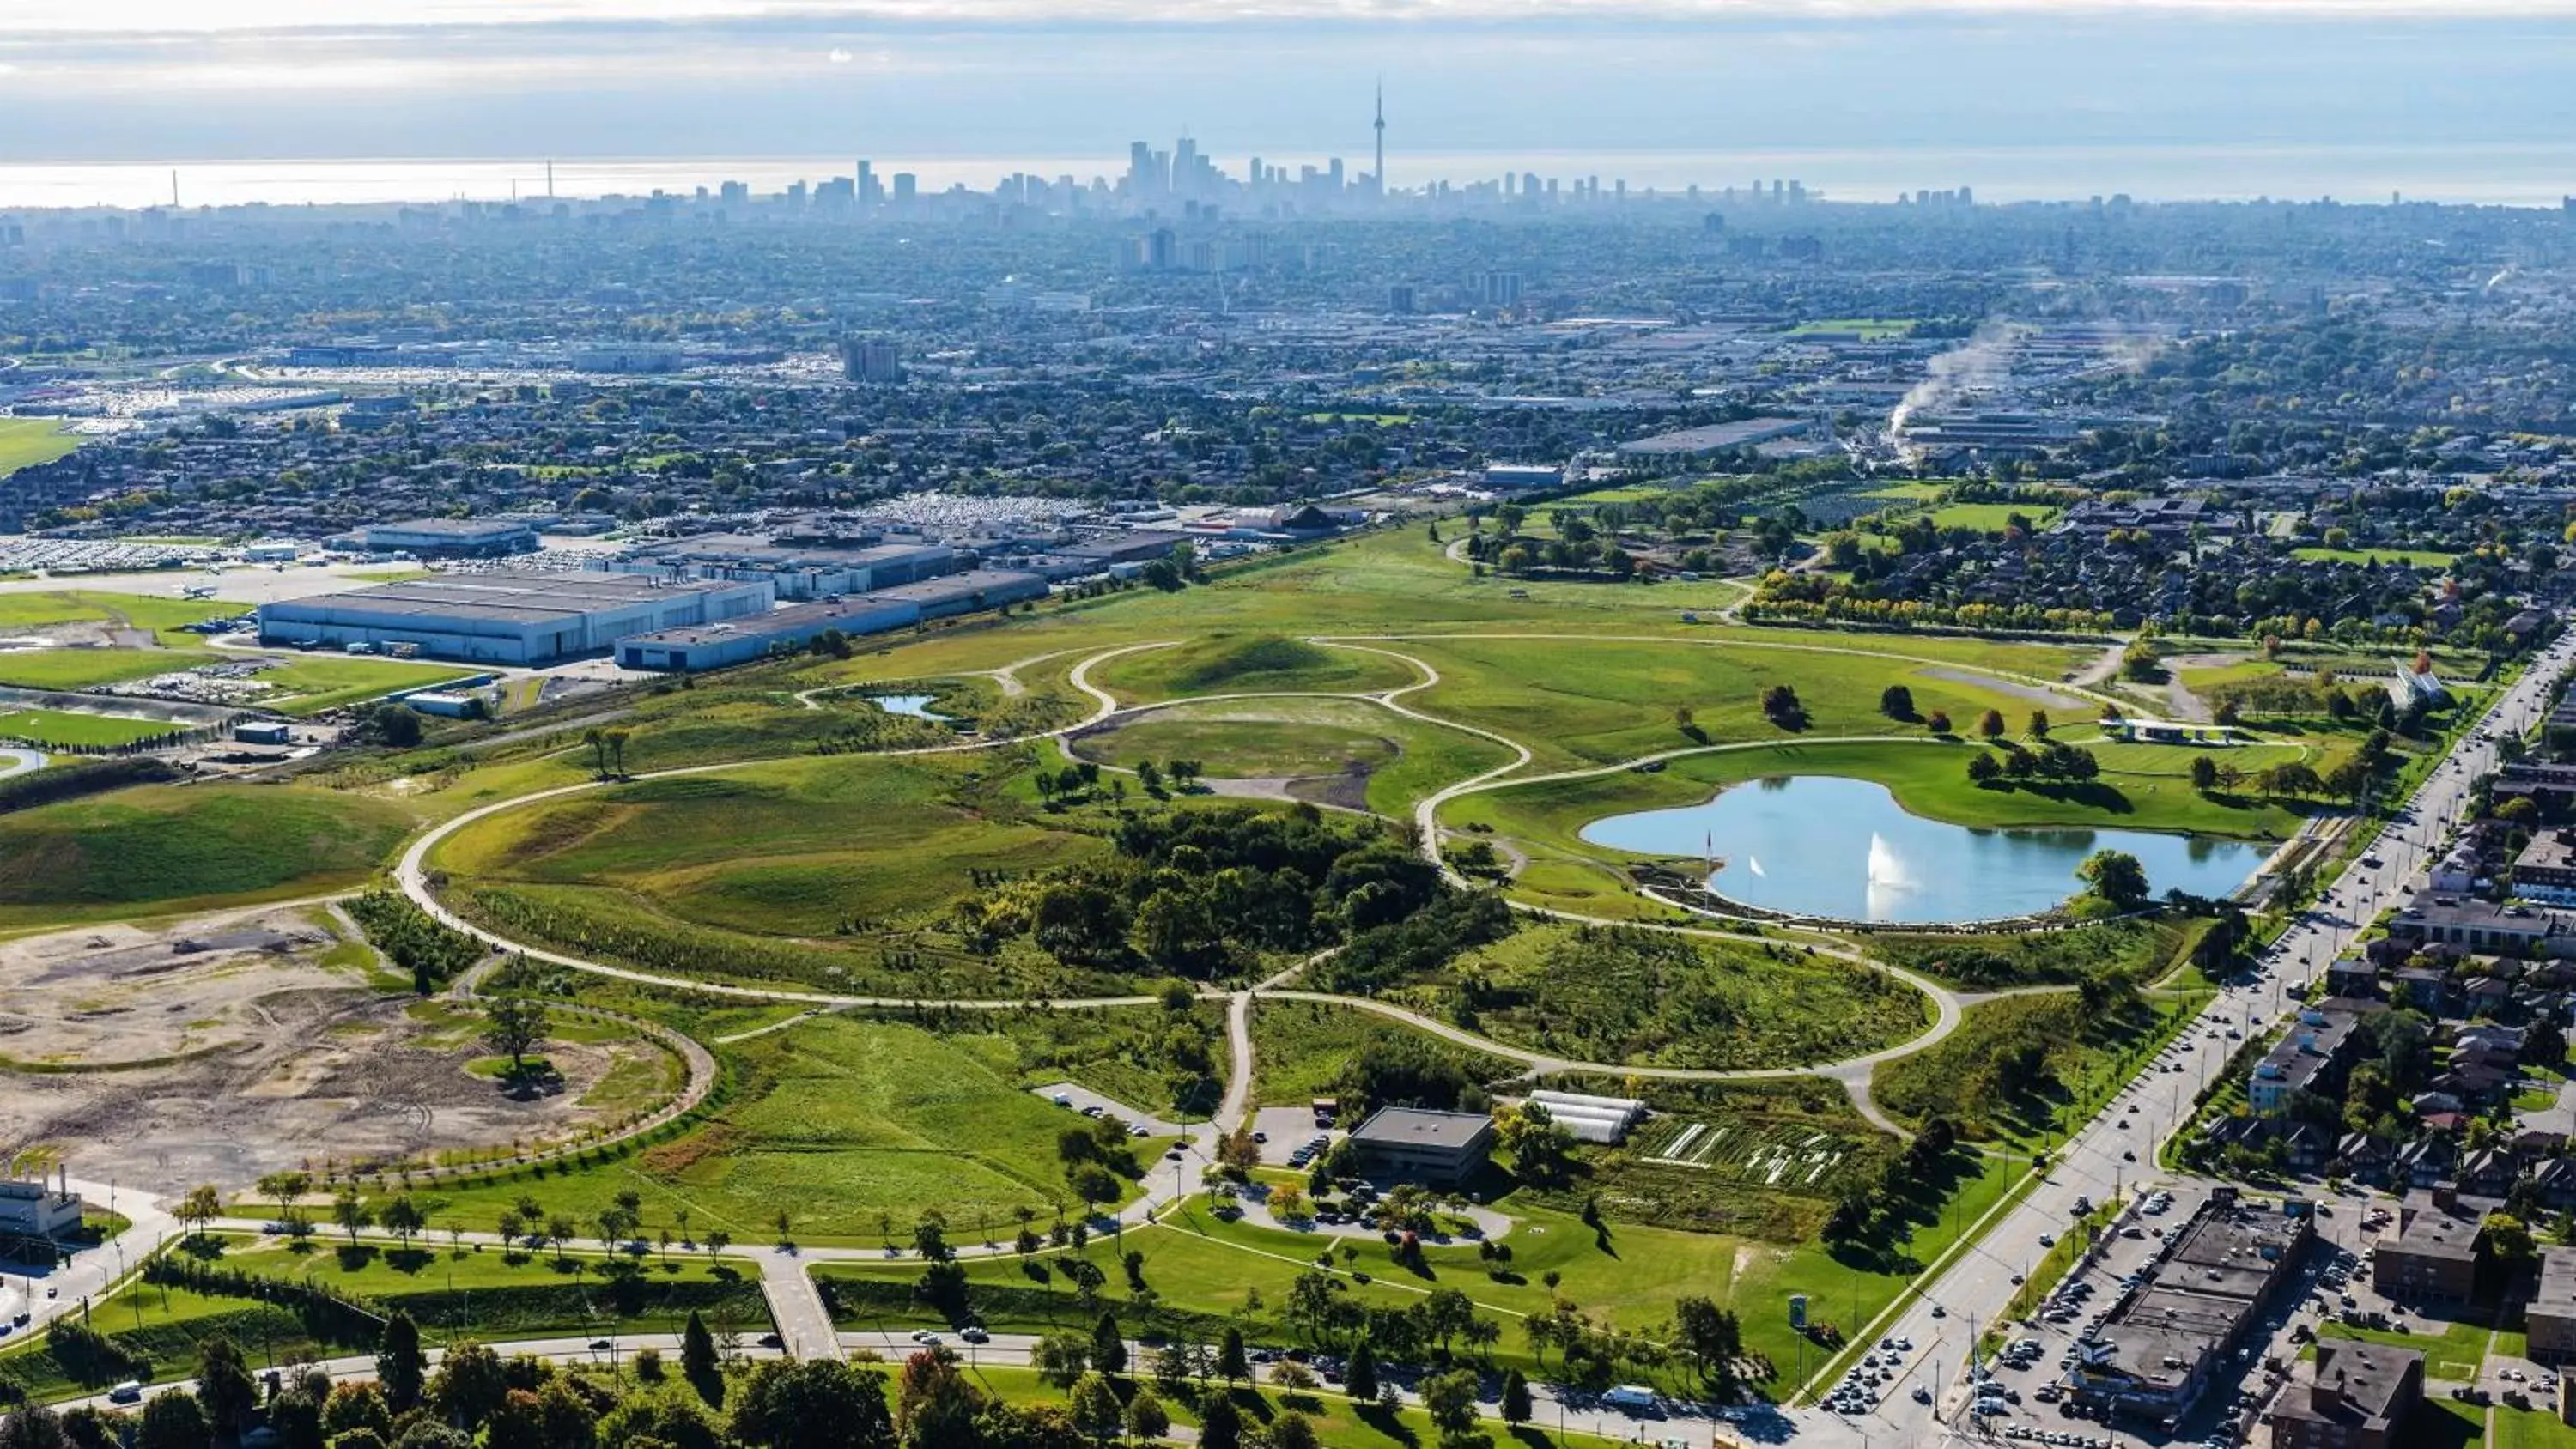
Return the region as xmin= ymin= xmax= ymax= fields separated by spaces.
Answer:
xmin=1198 ymin=1397 xmax=1242 ymax=1449
xmin=196 ymin=1335 xmax=258 ymax=1440
xmin=730 ymin=1360 xmax=896 ymax=1449
xmin=136 ymin=1394 xmax=207 ymax=1449
xmin=1924 ymin=709 xmax=1953 ymax=734
xmin=1419 ymin=1370 xmax=1483 ymax=1446
xmin=1068 ymin=1374 xmax=1122 ymax=1444
xmin=427 ymin=1341 xmax=508 ymax=1433
xmin=1090 ymin=1313 xmax=1127 ymax=1375
xmin=377 ymin=1311 xmax=428 ymax=1412
xmin=1267 ymin=1414 xmax=1319 ymax=1449
xmin=1215 ymin=1326 xmax=1249 ymax=1384
xmin=1500 ymin=1367 xmax=1534 ymax=1425
xmin=1879 ymin=684 xmax=1914 ymax=720
xmin=1121 ymin=1390 xmax=1169 ymax=1445
xmin=1965 ymin=752 xmax=2002 ymax=785
xmin=2077 ymin=849 xmax=2151 ymax=910
xmin=1345 ymin=1339 xmax=1379 ymax=1402
xmin=1978 ymin=708 xmax=2008 ymax=739
xmin=175 ymin=1185 xmax=222 ymax=1241
xmin=1033 ymin=1333 xmax=1091 ymax=1388
xmin=322 ymin=1385 xmax=392 ymax=1443
xmin=380 ymin=1193 xmax=425 ymax=1246
xmin=2190 ymin=755 xmax=2220 ymax=791
xmin=2027 ymin=709 xmax=2050 ymax=738
xmin=1671 ymin=1297 xmax=1743 ymax=1394
xmin=673 ymin=1308 xmax=723 ymax=1403
xmin=1759 ymin=683 xmax=1804 ymax=727
xmin=0 ymin=1408 xmax=71 ymax=1449
xmin=480 ymin=997 xmax=549 ymax=1071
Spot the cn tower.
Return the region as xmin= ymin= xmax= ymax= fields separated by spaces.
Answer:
xmin=1373 ymin=81 xmax=1387 ymax=197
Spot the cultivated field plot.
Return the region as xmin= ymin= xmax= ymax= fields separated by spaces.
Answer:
xmin=1640 ymin=1117 xmax=1856 ymax=1191
xmin=0 ymin=905 xmax=664 ymax=1193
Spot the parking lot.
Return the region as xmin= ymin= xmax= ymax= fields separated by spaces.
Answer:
xmin=1028 ymin=1082 xmax=1189 ymax=1140
xmin=1249 ymin=1104 xmax=1342 ymax=1168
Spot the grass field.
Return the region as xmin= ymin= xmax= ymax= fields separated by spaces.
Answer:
xmin=248 ymin=656 xmax=483 ymax=715
xmin=0 ymin=417 xmax=80 ymax=477
xmin=1247 ymin=997 xmax=1523 ymax=1106
xmin=1071 ymin=695 xmax=1516 ymax=815
xmin=2291 ymin=546 xmax=2458 ymax=569
xmin=402 ymin=1014 xmax=1176 ymax=1245
xmin=2317 ymin=1315 xmax=2491 ymax=1379
xmin=1874 ymin=990 xmax=2203 ymax=1148
xmin=206 ymin=1233 xmax=771 ymax=1337
xmin=1788 ymin=318 xmax=1917 ymax=339
xmin=1088 ymin=633 xmax=1420 ymax=703
xmin=0 ymin=706 xmax=181 ymax=748
xmin=0 ymin=785 xmax=419 ymax=926
xmin=1860 ymin=916 xmax=2200 ymax=990
xmin=1417 ymin=921 xmax=1935 ymax=1070
xmin=1391 ymin=633 xmax=2087 ymax=773
xmin=0 ymin=646 xmax=221 ymax=691
xmin=1925 ymin=501 xmax=2061 ymax=533
xmin=965 ymin=1366 xmax=1637 ymax=1449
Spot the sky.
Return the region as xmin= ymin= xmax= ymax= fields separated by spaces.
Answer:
xmin=4 ymin=1 xmax=2576 ymax=198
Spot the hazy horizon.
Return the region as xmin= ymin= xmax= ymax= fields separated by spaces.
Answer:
xmin=6 ymin=5 xmax=2576 ymax=206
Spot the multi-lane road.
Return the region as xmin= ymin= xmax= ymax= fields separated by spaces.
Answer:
xmin=1799 ymin=632 xmax=2576 ymax=1449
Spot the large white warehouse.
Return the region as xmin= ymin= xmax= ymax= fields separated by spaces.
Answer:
xmin=258 ymin=572 xmax=774 ymax=666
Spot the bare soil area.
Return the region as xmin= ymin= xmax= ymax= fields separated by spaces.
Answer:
xmin=0 ymin=904 xmax=654 ymax=1193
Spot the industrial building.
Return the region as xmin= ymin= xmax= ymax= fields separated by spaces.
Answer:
xmin=1521 ymin=1089 xmax=1647 ymax=1145
xmin=598 ymin=536 xmax=961 ymax=601
xmin=355 ymin=518 xmax=541 ymax=558
xmin=0 ymin=1168 xmax=83 ymax=1240
xmin=615 ymin=569 xmax=1048 ymax=672
xmin=1347 ymin=1106 xmax=1494 ymax=1186
xmin=258 ymin=572 xmax=772 ymax=666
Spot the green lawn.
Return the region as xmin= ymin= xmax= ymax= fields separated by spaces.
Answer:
xmin=0 ymin=706 xmax=182 ymax=749
xmin=1789 ymin=318 xmax=1917 ymax=339
xmin=1247 ymin=997 xmax=1523 ymax=1107
xmin=0 ymin=417 xmax=80 ymax=477
xmin=2494 ymin=1404 xmax=2576 ymax=1448
xmin=1088 ymin=634 xmax=1421 ymax=704
xmin=398 ymin=1013 xmax=1183 ymax=1246
xmin=2291 ymin=546 xmax=2458 ymax=570
xmin=1874 ymin=991 xmax=2203 ymax=1148
xmin=1927 ymin=502 xmax=2060 ymax=533
xmin=2317 ymin=1315 xmax=2493 ymax=1380
xmin=248 ymin=656 xmax=483 ymax=715
xmin=0 ymin=646 xmax=220 ymax=691
xmin=0 ymin=785 xmax=419 ymax=927
xmin=966 ymin=1367 xmax=1637 ymax=1449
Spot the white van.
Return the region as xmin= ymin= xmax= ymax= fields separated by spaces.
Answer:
xmin=109 ymin=1382 xmax=143 ymax=1404
xmin=1603 ymin=1385 xmax=1658 ymax=1413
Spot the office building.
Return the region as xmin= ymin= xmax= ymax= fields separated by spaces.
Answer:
xmin=840 ymin=336 xmax=902 ymax=384
xmin=1347 ymin=1106 xmax=1493 ymax=1186
xmin=258 ymin=572 xmax=770 ymax=666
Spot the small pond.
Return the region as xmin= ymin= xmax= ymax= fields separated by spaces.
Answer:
xmin=1577 ymin=773 xmax=2269 ymax=924
xmin=871 ymin=693 xmax=953 ymax=721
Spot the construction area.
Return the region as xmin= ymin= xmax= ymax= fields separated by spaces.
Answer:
xmin=0 ymin=903 xmax=671 ymax=1193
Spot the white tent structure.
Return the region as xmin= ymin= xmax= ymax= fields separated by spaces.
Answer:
xmin=1525 ymin=1088 xmax=1648 ymax=1145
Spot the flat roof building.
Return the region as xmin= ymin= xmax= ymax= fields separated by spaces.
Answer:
xmin=1348 ymin=1106 xmax=1494 ymax=1187
xmin=2375 ymin=1191 xmax=2490 ymax=1303
xmin=2533 ymin=1247 xmax=2576 ymax=1365
xmin=602 ymin=536 xmax=961 ymax=601
xmin=259 ymin=572 xmax=772 ymax=667
xmin=2069 ymin=1192 xmax=2310 ymax=1427
xmin=614 ymin=570 xmax=1048 ymax=673
xmin=2269 ymin=1342 xmax=2423 ymax=1449
xmin=0 ymin=1170 xmax=82 ymax=1240
xmin=360 ymin=518 xmax=541 ymax=558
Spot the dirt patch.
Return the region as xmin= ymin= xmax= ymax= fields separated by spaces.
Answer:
xmin=1285 ymin=769 xmax=1375 ymax=815
xmin=0 ymin=905 xmax=658 ymax=1193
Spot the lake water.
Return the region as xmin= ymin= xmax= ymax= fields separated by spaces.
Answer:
xmin=1578 ymin=774 xmax=2268 ymax=925
xmin=872 ymin=693 xmax=951 ymax=721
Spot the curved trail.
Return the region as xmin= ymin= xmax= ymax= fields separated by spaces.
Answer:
xmin=390 ymin=628 xmax=2131 ymax=1142
xmin=789 ymin=644 xmax=1079 ymax=710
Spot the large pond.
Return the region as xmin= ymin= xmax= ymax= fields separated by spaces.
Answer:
xmin=1577 ymin=774 xmax=2269 ymax=925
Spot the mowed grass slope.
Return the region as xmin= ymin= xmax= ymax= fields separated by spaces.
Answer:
xmin=437 ymin=750 xmax=1100 ymax=941
xmin=0 ymin=785 xmax=419 ymax=925
xmin=0 ymin=418 xmax=80 ymax=477
xmin=0 ymin=646 xmax=221 ymax=690
xmin=1088 ymin=632 xmax=1419 ymax=703
xmin=412 ymin=1015 xmax=1168 ymax=1242
xmin=250 ymin=656 xmax=483 ymax=715
xmin=0 ymin=706 xmax=180 ymax=748
xmin=1071 ymin=695 xmax=1517 ymax=815
xmin=1393 ymin=634 xmax=2086 ymax=772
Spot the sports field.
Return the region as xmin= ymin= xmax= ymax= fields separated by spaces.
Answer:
xmin=0 ymin=706 xmax=179 ymax=749
xmin=0 ymin=418 xmax=79 ymax=477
